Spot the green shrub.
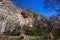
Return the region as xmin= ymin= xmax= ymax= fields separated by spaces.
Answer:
xmin=23 ymin=25 xmax=37 ymax=35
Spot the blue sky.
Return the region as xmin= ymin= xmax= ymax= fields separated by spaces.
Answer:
xmin=11 ymin=0 xmax=57 ymax=18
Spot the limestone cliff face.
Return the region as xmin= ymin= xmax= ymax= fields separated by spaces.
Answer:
xmin=0 ymin=0 xmax=24 ymax=34
xmin=0 ymin=0 xmax=47 ymax=35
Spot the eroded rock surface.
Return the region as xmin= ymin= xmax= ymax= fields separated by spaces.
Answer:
xmin=0 ymin=0 xmax=47 ymax=35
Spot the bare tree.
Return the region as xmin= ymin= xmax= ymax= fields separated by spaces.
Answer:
xmin=43 ymin=0 xmax=60 ymax=15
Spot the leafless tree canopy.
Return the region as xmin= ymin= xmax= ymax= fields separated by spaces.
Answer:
xmin=43 ymin=0 xmax=60 ymax=14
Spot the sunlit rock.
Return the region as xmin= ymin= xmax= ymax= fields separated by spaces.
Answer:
xmin=0 ymin=0 xmax=47 ymax=35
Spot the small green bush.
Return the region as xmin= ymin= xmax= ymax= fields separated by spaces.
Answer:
xmin=23 ymin=25 xmax=37 ymax=35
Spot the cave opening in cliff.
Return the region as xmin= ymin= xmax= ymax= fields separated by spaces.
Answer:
xmin=21 ymin=12 xmax=28 ymax=18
